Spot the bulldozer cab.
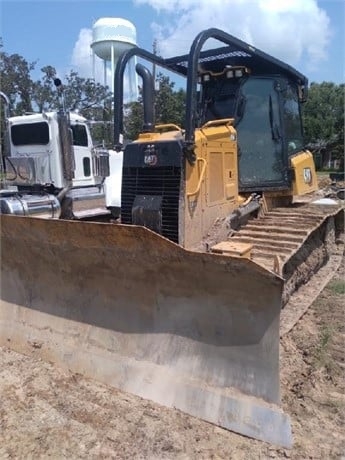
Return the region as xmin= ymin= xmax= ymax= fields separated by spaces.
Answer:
xmin=200 ymin=75 xmax=304 ymax=191
xmin=114 ymin=28 xmax=308 ymax=194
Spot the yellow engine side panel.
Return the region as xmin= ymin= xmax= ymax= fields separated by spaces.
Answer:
xmin=290 ymin=150 xmax=318 ymax=196
xmin=183 ymin=121 xmax=239 ymax=249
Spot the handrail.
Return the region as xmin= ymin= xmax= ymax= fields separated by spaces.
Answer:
xmin=187 ymin=157 xmax=207 ymax=197
xmin=201 ymin=118 xmax=234 ymax=129
xmin=155 ymin=124 xmax=183 ymax=132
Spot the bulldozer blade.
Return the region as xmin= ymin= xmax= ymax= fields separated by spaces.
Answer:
xmin=0 ymin=215 xmax=291 ymax=447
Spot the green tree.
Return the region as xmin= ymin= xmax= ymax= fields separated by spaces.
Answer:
xmin=154 ymin=73 xmax=185 ymax=126
xmin=62 ymin=70 xmax=112 ymax=117
xmin=89 ymin=102 xmax=114 ymax=148
xmin=32 ymin=65 xmax=59 ymax=112
xmin=33 ymin=68 xmax=113 ymax=122
xmin=0 ymin=43 xmax=113 ymax=147
xmin=123 ymin=73 xmax=186 ymax=141
xmin=0 ymin=42 xmax=37 ymax=165
xmin=0 ymin=43 xmax=112 ymax=118
xmin=303 ymin=82 xmax=344 ymax=168
xmin=0 ymin=43 xmax=36 ymax=114
xmin=124 ymin=100 xmax=144 ymax=141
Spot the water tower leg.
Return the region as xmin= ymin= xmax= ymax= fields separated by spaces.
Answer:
xmin=134 ymin=55 xmax=139 ymax=100
xmin=111 ymin=43 xmax=115 ymax=95
xmin=92 ymin=52 xmax=96 ymax=82
xmin=104 ymin=60 xmax=107 ymax=90
xmin=128 ymin=57 xmax=138 ymax=101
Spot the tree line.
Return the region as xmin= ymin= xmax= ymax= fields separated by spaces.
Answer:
xmin=0 ymin=43 xmax=186 ymax=148
xmin=303 ymin=82 xmax=344 ymax=169
xmin=0 ymin=44 xmax=343 ymax=169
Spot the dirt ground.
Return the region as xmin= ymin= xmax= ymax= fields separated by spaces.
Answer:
xmin=1 ymin=177 xmax=344 ymax=459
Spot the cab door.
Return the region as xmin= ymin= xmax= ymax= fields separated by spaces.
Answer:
xmin=236 ymin=77 xmax=287 ymax=191
xmin=71 ymin=123 xmax=93 ymax=184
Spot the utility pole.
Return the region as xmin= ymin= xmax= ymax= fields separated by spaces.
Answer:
xmin=152 ymin=39 xmax=158 ymax=90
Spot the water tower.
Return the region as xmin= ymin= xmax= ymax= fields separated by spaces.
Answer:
xmin=91 ymin=17 xmax=138 ymax=99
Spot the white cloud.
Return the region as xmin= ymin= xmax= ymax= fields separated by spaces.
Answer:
xmin=69 ymin=0 xmax=331 ymax=91
xmin=70 ymin=28 xmax=110 ymax=84
xmin=135 ymin=0 xmax=331 ymax=71
xmin=135 ymin=0 xmax=195 ymax=13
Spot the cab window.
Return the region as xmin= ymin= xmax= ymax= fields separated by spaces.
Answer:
xmin=281 ymin=83 xmax=304 ymax=153
xmin=71 ymin=124 xmax=88 ymax=147
xmin=11 ymin=122 xmax=50 ymax=146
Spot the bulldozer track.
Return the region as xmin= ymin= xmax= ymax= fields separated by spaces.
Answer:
xmin=229 ymin=202 xmax=344 ymax=333
xmin=280 ymin=251 xmax=343 ymax=337
xmin=230 ymin=204 xmax=342 ymax=273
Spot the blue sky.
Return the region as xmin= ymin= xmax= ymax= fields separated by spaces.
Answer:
xmin=1 ymin=0 xmax=344 ymax=89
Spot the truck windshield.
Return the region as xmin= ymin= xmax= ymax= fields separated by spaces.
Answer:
xmin=11 ymin=122 xmax=50 ymax=146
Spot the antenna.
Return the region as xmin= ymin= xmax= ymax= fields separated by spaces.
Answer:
xmin=54 ymin=78 xmax=66 ymax=112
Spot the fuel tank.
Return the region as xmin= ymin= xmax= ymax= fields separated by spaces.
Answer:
xmin=0 ymin=190 xmax=61 ymax=219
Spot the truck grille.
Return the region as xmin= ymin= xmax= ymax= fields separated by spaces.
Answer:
xmin=93 ymin=148 xmax=110 ymax=178
xmin=121 ymin=166 xmax=181 ymax=244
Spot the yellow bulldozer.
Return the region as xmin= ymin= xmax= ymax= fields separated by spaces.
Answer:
xmin=1 ymin=28 xmax=343 ymax=448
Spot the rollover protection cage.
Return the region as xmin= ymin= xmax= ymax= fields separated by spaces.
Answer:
xmin=114 ymin=29 xmax=308 ymax=186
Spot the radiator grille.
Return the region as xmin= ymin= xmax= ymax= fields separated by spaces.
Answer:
xmin=121 ymin=166 xmax=181 ymax=243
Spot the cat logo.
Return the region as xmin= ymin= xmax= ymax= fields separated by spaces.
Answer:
xmin=144 ymin=154 xmax=158 ymax=166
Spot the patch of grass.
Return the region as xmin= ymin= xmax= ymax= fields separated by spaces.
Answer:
xmin=313 ymin=325 xmax=334 ymax=370
xmin=327 ymin=280 xmax=345 ymax=295
xmin=319 ymin=326 xmax=332 ymax=350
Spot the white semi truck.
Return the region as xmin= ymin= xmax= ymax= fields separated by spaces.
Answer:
xmin=0 ymin=89 xmax=122 ymax=220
